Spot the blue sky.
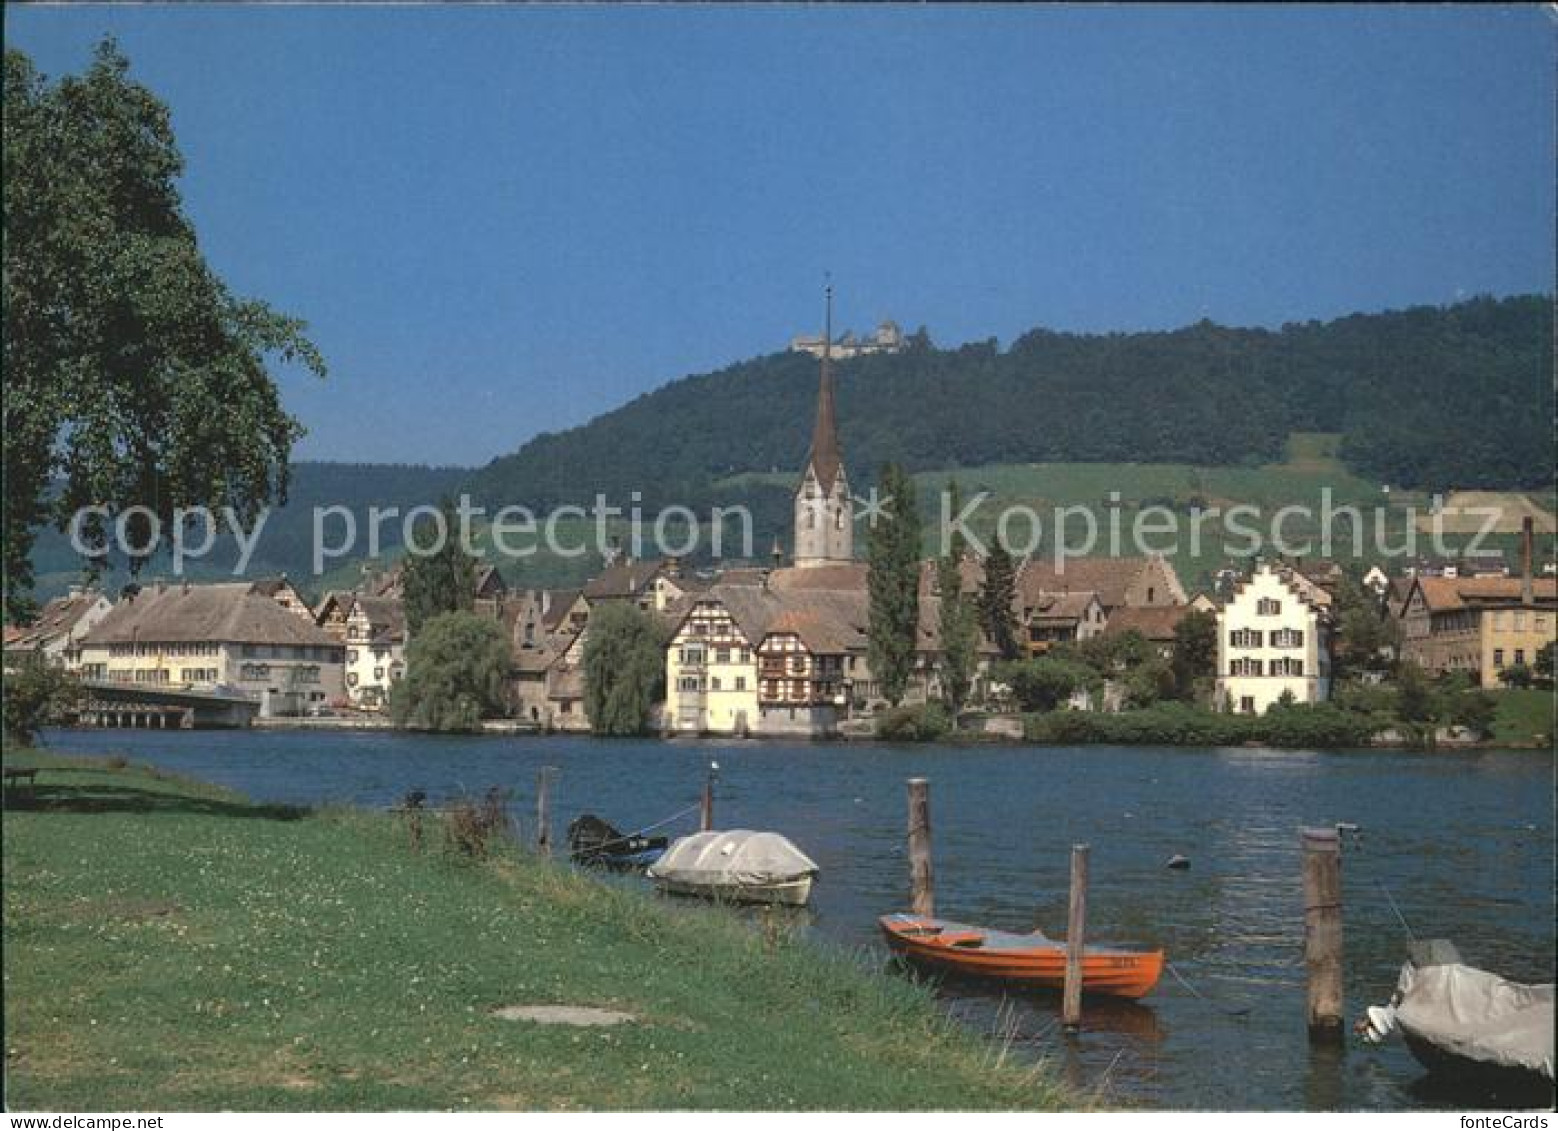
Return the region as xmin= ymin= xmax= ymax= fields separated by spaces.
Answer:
xmin=7 ymin=5 xmax=1553 ymax=467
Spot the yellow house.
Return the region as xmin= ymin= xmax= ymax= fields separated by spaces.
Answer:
xmin=665 ymin=589 xmax=761 ymax=735
xmin=1399 ymin=576 xmax=1556 ymax=687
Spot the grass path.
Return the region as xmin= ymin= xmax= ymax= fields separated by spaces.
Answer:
xmin=2 ymin=751 xmax=1068 ymax=1111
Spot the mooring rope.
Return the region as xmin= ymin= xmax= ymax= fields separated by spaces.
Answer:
xmin=579 ymin=803 xmax=702 ymax=853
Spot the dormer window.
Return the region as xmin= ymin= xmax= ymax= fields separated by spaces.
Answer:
xmin=1257 ymin=598 xmax=1282 ymax=616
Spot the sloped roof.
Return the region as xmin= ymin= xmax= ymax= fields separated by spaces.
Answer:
xmin=1103 ymin=604 xmax=1197 ymax=642
xmin=84 ymin=583 xmax=340 ymax=647
xmin=768 ymin=561 xmax=870 ymax=592
xmin=351 ymin=595 xmax=406 ymax=644
xmin=1016 ymin=556 xmax=1171 ymax=610
xmin=1025 ymin=590 xmax=1102 ymax=625
xmin=1413 ymin=575 xmax=1557 ymax=612
xmin=6 ymin=590 xmax=108 ymax=650
xmin=583 ymin=558 xmax=665 ymax=600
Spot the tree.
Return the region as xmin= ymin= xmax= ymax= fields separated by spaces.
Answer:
xmin=400 ymin=499 xmax=480 ymax=636
xmin=867 ymin=463 xmax=922 ymax=707
xmin=1170 ymin=609 xmax=1218 ymax=699
xmin=2 ymin=654 xmax=82 ymax=746
xmin=977 ymin=536 xmax=1022 ymax=661
xmin=996 ymin=656 xmax=1098 ymax=713
xmin=1535 ymin=641 xmax=1555 ymax=688
xmin=3 ymin=42 xmax=325 ymax=614
xmin=581 ymin=602 xmax=669 ymax=736
xmin=390 ymin=611 xmax=510 ymax=732
xmin=1332 ymin=577 xmax=1399 ymax=680
xmin=1123 ymin=657 xmax=1177 ymax=709
xmin=936 ymin=482 xmax=979 ymax=716
xmin=1498 ymin=663 xmax=1534 ymax=690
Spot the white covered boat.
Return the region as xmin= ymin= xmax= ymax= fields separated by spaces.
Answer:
xmin=647 ymin=829 xmax=819 ymax=906
xmin=1361 ymin=940 xmax=1555 ymax=1093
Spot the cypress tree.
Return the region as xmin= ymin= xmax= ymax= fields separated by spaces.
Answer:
xmin=867 ymin=463 xmax=922 ymax=707
xmin=978 ymin=534 xmax=1022 ymax=661
xmin=937 ymin=481 xmax=979 ymax=716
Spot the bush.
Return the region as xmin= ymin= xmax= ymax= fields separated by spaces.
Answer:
xmin=1022 ymin=701 xmax=1376 ymax=748
xmin=876 ymin=703 xmax=952 ymax=742
xmin=2 ymin=654 xmax=81 ymax=745
xmin=994 ymin=656 xmax=1098 ymax=713
xmin=1261 ymin=702 xmax=1375 ymax=748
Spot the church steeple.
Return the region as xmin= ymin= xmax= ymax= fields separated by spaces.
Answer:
xmin=793 ymin=283 xmax=853 ymax=568
xmin=805 ymin=285 xmax=844 ymax=492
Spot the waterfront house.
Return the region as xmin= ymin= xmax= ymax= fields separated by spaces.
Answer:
xmin=2 ymin=587 xmax=113 ymax=672
xmin=343 ymin=595 xmax=406 ymax=710
xmin=1398 ymin=576 xmax=1556 ymax=687
xmin=1101 ymin=604 xmax=1201 ymax=660
xmin=1215 ymin=563 xmax=1333 ymax=713
xmin=79 ymin=581 xmax=346 ymax=716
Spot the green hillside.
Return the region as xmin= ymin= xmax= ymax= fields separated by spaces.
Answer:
xmin=465 ymin=294 xmax=1553 ymax=515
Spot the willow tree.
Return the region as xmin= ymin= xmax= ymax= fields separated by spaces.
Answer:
xmin=581 ymin=601 xmax=670 ymax=736
xmin=3 ymin=41 xmax=325 ymax=616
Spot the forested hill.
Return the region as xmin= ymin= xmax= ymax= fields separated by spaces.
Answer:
xmin=465 ymin=294 xmax=1552 ymax=509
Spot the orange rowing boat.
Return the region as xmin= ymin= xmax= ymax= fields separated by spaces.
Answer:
xmin=879 ymin=913 xmax=1165 ymax=999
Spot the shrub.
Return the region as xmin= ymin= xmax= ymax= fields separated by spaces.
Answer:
xmin=876 ymin=702 xmax=952 ymax=742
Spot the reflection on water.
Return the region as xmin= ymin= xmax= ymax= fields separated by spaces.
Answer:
xmin=37 ymin=729 xmax=1556 ymax=1111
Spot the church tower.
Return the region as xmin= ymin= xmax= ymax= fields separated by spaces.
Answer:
xmin=793 ymin=286 xmax=853 ymax=567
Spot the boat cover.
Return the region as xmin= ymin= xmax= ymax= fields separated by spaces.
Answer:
xmin=1394 ymin=958 xmax=1555 ymax=1082
xmin=647 ymin=830 xmax=819 ymax=887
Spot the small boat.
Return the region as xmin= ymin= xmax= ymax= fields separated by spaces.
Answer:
xmin=878 ymin=913 xmax=1165 ymax=999
xmin=647 ymin=829 xmax=819 ymax=906
xmin=1360 ymin=940 xmax=1554 ymax=1093
xmin=566 ymin=813 xmax=668 ymax=871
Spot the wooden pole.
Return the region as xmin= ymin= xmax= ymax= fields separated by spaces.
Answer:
xmin=536 ymin=767 xmax=556 ymax=857
xmin=907 ymin=777 xmax=934 ymax=917
xmin=1062 ymin=843 xmax=1090 ymax=1030
xmin=1301 ymin=826 xmax=1344 ymax=1043
xmin=700 ymin=767 xmax=715 ymax=832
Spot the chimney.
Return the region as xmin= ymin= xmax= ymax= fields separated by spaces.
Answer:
xmin=1521 ymin=516 xmax=1534 ymax=607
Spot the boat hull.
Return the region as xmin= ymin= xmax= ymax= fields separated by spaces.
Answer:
xmin=654 ymin=874 xmax=814 ymax=907
xmin=879 ymin=913 xmax=1164 ymax=1000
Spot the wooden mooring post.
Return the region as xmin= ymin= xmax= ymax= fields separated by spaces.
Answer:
xmin=536 ymin=767 xmax=558 ymax=857
xmin=700 ymin=764 xmax=716 ymax=832
xmin=907 ymin=777 xmax=934 ymax=916
xmin=1061 ymin=843 xmax=1090 ymax=1031
xmin=1301 ymin=826 xmax=1344 ymax=1043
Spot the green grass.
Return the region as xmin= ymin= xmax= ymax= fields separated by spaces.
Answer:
xmin=2 ymin=750 xmax=1069 ymax=1111
xmin=1489 ymin=689 xmax=1557 ymax=748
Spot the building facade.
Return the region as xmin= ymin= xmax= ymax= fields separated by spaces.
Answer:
xmin=79 ymin=582 xmax=345 ymax=716
xmin=1215 ymin=563 xmax=1333 ymax=713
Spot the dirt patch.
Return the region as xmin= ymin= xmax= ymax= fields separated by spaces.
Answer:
xmin=491 ymin=1004 xmax=637 ymax=1027
xmin=81 ymin=898 xmax=181 ymax=922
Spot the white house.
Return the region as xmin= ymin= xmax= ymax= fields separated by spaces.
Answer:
xmin=3 ymin=587 xmax=113 ymax=672
xmin=1215 ymin=563 xmax=1333 ymax=714
xmin=343 ymin=595 xmax=406 ymax=711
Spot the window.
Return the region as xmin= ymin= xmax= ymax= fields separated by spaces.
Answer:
xmin=710 ymin=677 xmax=722 ymax=691
xmin=1229 ymin=658 xmax=1263 ymax=677
xmin=1494 ymin=648 xmax=1505 ymax=668
xmin=374 ymin=667 xmax=384 ymax=680
xmin=739 ymin=649 xmax=751 ymax=664
xmin=716 ymin=648 xmax=730 ymax=664
xmin=347 ymin=649 xmax=358 ymax=662
xmin=1515 ymin=649 xmax=1526 ymax=666
xmin=735 ymin=676 xmax=747 ymax=691
xmin=1147 ymin=586 xmax=1155 ymax=603
xmin=1257 ymin=598 xmax=1282 ymax=616
xmin=1240 ymin=696 xmax=1256 ymax=714
xmin=347 ymin=672 xmax=359 ymax=687
xmin=1230 ymin=629 xmax=1263 ymax=648
xmin=1271 ymin=628 xmax=1304 ymax=648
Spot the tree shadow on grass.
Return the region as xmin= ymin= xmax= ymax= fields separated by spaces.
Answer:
xmin=3 ymin=780 xmax=308 ymax=821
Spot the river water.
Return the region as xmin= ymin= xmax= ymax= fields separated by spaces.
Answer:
xmin=38 ymin=728 xmax=1556 ymax=1110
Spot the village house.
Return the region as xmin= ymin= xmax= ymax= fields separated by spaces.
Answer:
xmin=1215 ymin=562 xmax=1333 ymax=713
xmin=342 ymin=595 xmax=406 ymax=710
xmin=2 ymin=587 xmax=113 ymax=672
xmin=78 ymin=581 xmax=346 ymax=717
xmin=503 ymin=588 xmax=591 ymax=728
xmin=1397 ymin=520 xmax=1555 ymax=688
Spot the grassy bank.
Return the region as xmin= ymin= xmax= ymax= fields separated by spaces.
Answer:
xmin=1490 ymin=688 xmax=1557 ymax=748
xmin=2 ymin=751 xmax=1067 ymax=1111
